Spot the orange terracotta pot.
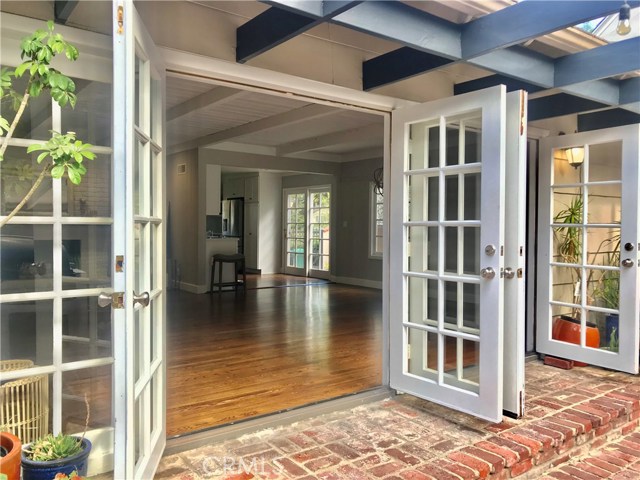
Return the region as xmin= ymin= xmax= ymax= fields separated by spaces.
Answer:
xmin=552 ymin=315 xmax=600 ymax=366
xmin=0 ymin=431 xmax=22 ymax=480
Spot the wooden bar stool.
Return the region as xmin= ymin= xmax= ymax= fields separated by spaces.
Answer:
xmin=210 ymin=253 xmax=247 ymax=293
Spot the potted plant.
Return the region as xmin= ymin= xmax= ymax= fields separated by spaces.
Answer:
xmin=592 ymin=240 xmax=621 ymax=351
xmin=21 ymin=433 xmax=92 ymax=480
xmin=0 ymin=431 xmax=21 ymax=480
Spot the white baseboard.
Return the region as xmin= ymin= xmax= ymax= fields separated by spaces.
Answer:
xmin=331 ymin=275 xmax=382 ymax=290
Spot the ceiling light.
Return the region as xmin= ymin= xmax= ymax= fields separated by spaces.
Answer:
xmin=617 ymin=1 xmax=632 ymax=36
xmin=565 ymin=146 xmax=585 ymax=168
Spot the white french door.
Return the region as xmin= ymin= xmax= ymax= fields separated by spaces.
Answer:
xmin=390 ymin=85 xmax=526 ymax=422
xmin=283 ymin=188 xmax=307 ymax=276
xmin=537 ymin=125 xmax=639 ymax=374
xmin=283 ymin=187 xmax=332 ymax=278
xmin=113 ymin=1 xmax=166 ymax=478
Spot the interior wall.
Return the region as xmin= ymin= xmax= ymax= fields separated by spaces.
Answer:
xmin=258 ymin=172 xmax=283 ymax=274
xmin=336 ymin=158 xmax=383 ymax=284
xmin=167 ymin=149 xmax=199 ymax=287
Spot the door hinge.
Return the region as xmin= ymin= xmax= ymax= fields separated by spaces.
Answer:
xmin=117 ymin=5 xmax=124 ymax=35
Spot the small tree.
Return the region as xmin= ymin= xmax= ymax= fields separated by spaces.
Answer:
xmin=0 ymin=21 xmax=95 ymax=228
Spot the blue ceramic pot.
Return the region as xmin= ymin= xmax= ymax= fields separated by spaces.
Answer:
xmin=21 ymin=437 xmax=92 ymax=480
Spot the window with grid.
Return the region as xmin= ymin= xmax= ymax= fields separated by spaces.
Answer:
xmin=370 ymin=184 xmax=384 ymax=258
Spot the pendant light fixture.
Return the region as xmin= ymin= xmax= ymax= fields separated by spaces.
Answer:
xmin=617 ymin=1 xmax=632 ymax=36
xmin=565 ymin=146 xmax=585 ymax=169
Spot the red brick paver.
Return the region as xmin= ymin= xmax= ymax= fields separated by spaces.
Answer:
xmin=155 ymin=361 xmax=639 ymax=479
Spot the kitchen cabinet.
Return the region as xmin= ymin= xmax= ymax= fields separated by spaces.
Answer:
xmin=244 ymin=176 xmax=259 ymax=203
xmin=244 ymin=202 xmax=259 ymax=270
xmin=222 ymin=177 xmax=244 ymax=199
xmin=205 ymin=164 xmax=221 ymax=215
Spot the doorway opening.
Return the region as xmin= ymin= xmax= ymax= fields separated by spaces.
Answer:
xmin=164 ymin=73 xmax=387 ymax=437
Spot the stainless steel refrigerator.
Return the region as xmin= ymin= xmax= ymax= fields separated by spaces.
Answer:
xmin=222 ymin=198 xmax=244 ymax=253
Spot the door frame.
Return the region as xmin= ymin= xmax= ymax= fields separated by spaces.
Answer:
xmin=282 ymin=187 xmax=308 ymax=276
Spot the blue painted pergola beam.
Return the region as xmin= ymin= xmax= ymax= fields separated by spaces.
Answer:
xmin=578 ymin=109 xmax=640 ymax=132
xmin=454 ymin=75 xmax=544 ymax=96
xmin=363 ymin=47 xmax=453 ymax=91
xmin=555 ymin=37 xmax=640 ymax=87
xmin=528 ymin=93 xmax=609 ymax=121
xmin=462 ymin=1 xmax=640 ymax=59
xmin=54 ymin=1 xmax=78 ymax=25
xmin=238 ymin=2 xmax=360 ymax=63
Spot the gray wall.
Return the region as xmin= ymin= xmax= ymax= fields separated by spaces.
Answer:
xmin=282 ymin=160 xmax=383 ymax=285
xmin=167 ymin=149 xmax=199 ymax=286
xmin=336 ymin=158 xmax=383 ymax=283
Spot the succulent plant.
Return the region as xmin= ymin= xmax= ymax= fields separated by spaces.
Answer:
xmin=23 ymin=433 xmax=82 ymax=462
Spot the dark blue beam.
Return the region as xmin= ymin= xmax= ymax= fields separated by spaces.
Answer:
xmin=620 ymin=78 xmax=640 ymax=109
xmin=462 ymin=1 xmax=640 ymax=59
xmin=454 ymin=75 xmax=544 ymax=96
xmin=528 ymin=93 xmax=608 ymax=121
xmin=555 ymin=37 xmax=640 ymax=87
xmin=578 ymin=109 xmax=640 ymax=132
xmin=363 ymin=47 xmax=453 ymax=91
xmin=238 ymin=2 xmax=359 ymax=63
xmin=54 ymin=1 xmax=78 ymax=25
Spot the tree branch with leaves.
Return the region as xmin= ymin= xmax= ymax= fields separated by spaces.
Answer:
xmin=0 ymin=21 xmax=96 ymax=228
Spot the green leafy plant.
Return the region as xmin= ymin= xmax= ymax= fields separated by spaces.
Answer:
xmin=609 ymin=327 xmax=619 ymax=352
xmin=0 ymin=21 xmax=95 ymax=228
xmin=23 ymin=433 xmax=82 ymax=462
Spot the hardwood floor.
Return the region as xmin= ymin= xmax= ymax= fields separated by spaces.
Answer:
xmin=166 ymin=277 xmax=382 ymax=437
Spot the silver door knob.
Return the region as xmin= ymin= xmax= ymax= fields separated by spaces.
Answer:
xmin=133 ymin=291 xmax=150 ymax=307
xmin=480 ymin=267 xmax=495 ymax=279
xmin=502 ymin=267 xmax=515 ymax=279
xmin=98 ymin=292 xmax=112 ymax=308
xmin=621 ymin=258 xmax=634 ymax=268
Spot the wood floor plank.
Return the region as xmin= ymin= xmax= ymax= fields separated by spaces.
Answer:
xmin=166 ymin=277 xmax=382 ymax=437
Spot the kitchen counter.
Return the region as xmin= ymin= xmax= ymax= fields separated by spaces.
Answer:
xmin=206 ymin=237 xmax=239 ymax=291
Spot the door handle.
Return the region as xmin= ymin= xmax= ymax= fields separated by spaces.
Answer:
xmin=621 ymin=258 xmax=634 ymax=268
xmin=501 ymin=267 xmax=515 ymax=279
xmin=98 ymin=292 xmax=124 ymax=309
xmin=133 ymin=291 xmax=150 ymax=307
xmin=480 ymin=267 xmax=495 ymax=279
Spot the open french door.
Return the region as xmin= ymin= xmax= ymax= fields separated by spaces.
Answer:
xmin=389 ymin=85 xmax=526 ymax=422
xmin=113 ymin=1 xmax=166 ymax=478
xmin=283 ymin=188 xmax=307 ymax=276
xmin=537 ymin=125 xmax=639 ymax=374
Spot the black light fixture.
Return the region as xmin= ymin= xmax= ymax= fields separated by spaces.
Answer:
xmin=373 ymin=167 xmax=383 ymax=196
xmin=617 ymin=1 xmax=631 ymax=36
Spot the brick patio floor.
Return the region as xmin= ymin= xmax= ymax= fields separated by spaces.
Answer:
xmin=157 ymin=360 xmax=640 ymax=479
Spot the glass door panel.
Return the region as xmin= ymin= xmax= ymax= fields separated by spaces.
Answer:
xmin=308 ymin=189 xmax=330 ymax=278
xmin=537 ymin=127 xmax=639 ymax=373
xmin=283 ymin=190 xmax=306 ymax=276
xmin=390 ymin=86 xmax=507 ymax=422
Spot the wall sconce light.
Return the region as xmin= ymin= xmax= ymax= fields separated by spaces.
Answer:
xmin=617 ymin=1 xmax=632 ymax=36
xmin=565 ymin=146 xmax=585 ymax=168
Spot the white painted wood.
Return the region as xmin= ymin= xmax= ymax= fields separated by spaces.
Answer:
xmin=257 ymin=172 xmax=283 ymax=274
xmin=537 ymin=125 xmax=640 ymax=374
xmin=307 ymin=186 xmax=332 ymax=280
xmin=244 ymin=203 xmax=259 ymax=270
xmin=205 ymin=164 xmax=221 ymax=215
xmin=245 ymin=176 xmax=259 ymax=203
xmin=503 ymin=91 xmax=528 ymax=418
xmin=167 ymin=86 xmax=247 ymax=121
xmin=113 ymin=2 xmax=166 ymax=478
xmin=172 ymin=104 xmax=342 ymax=153
xmin=390 ymin=86 xmax=507 ymax=422
xmin=276 ymin=123 xmax=384 ymax=156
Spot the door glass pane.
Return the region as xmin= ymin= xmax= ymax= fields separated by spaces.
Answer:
xmin=62 ymin=366 xmax=112 ymax=434
xmin=589 ymin=142 xmax=621 ymax=182
xmin=586 ymin=227 xmax=620 ymax=266
xmin=444 ymin=227 xmax=457 ymax=273
xmin=62 ymin=78 xmax=112 ymax=146
xmin=150 ymin=223 xmax=157 ymax=290
xmin=62 ymin=297 xmax=112 ymax=363
xmin=62 ymin=154 xmax=112 ymax=217
xmin=462 ymin=283 xmax=480 ymax=329
xmin=463 ymin=173 xmax=480 ymax=220
xmin=587 ymin=184 xmax=621 ymax=225
xmin=444 ymin=175 xmax=458 ymax=220
xmin=445 ymin=126 xmax=459 ymax=166
xmin=150 ymin=73 xmax=161 ymax=142
xmin=150 ymin=150 xmax=156 ymax=217
xmin=586 ymin=309 xmax=619 ymax=352
xmin=553 ymin=148 xmax=582 ymax=184
xmin=134 ymin=223 xmax=142 ymax=292
xmin=0 ymin=300 xmax=53 ymax=365
xmin=0 ymin=68 xmax=52 ymax=140
xmin=442 ymin=337 xmax=479 ymax=393
xmin=62 ymin=225 xmax=112 ymax=290
xmin=551 ymin=266 xmax=580 ymax=305
xmin=462 ymin=227 xmax=480 ymax=275
xmin=408 ymin=276 xmax=437 ymax=327
xmin=464 ymin=126 xmax=482 ymax=164
xmin=134 ymin=309 xmax=143 ymax=384
xmin=553 ymin=188 xmax=582 ymax=221
xmin=407 ymin=226 xmax=438 ymax=273
xmin=0 ymin=225 xmax=53 ymax=294
xmin=407 ymin=174 xmax=438 ymax=222
xmin=135 ymin=56 xmax=143 ymax=128
xmin=407 ymin=328 xmax=438 ymax=382
xmin=0 ymin=146 xmax=53 ymax=216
